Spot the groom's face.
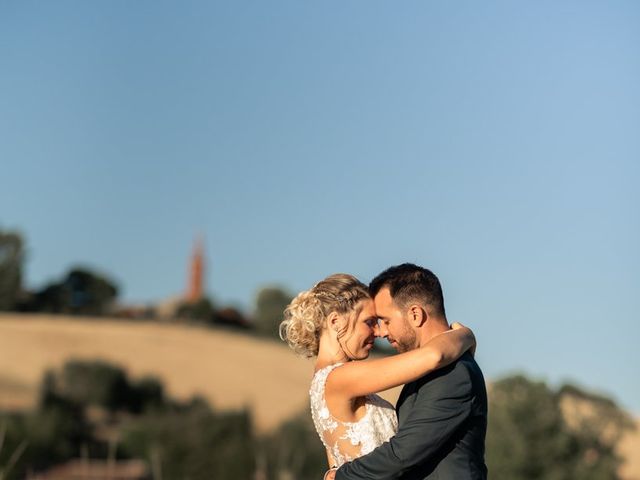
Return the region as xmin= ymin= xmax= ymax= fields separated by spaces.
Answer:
xmin=373 ymin=287 xmax=417 ymax=353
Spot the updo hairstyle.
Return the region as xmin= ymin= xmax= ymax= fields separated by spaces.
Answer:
xmin=279 ymin=273 xmax=370 ymax=358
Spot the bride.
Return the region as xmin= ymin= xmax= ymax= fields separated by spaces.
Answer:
xmin=279 ymin=273 xmax=475 ymax=473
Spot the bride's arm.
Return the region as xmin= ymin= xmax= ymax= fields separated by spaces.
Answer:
xmin=326 ymin=323 xmax=475 ymax=399
xmin=325 ymin=449 xmax=337 ymax=469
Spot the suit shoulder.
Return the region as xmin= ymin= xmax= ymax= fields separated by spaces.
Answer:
xmin=458 ymin=353 xmax=486 ymax=386
xmin=456 ymin=354 xmax=488 ymax=405
xmin=416 ymin=353 xmax=485 ymax=393
xmin=414 ymin=356 xmax=472 ymax=394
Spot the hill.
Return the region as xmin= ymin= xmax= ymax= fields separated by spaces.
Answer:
xmin=0 ymin=313 xmax=349 ymax=432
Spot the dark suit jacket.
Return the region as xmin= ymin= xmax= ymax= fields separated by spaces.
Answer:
xmin=335 ymin=352 xmax=488 ymax=479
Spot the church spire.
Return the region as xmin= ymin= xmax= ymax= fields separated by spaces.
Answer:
xmin=186 ymin=234 xmax=205 ymax=303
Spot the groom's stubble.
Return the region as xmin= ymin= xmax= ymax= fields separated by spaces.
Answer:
xmin=391 ymin=316 xmax=418 ymax=353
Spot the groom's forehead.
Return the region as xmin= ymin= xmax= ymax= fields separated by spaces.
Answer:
xmin=373 ymin=287 xmax=395 ymax=312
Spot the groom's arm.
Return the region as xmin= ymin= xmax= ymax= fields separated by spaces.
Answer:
xmin=335 ymin=362 xmax=474 ymax=480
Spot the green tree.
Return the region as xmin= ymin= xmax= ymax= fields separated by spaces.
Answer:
xmin=0 ymin=230 xmax=24 ymax=311
xmin=4 ymin=359 xmax=258 ymax=480
xmin=121 ymin=398 xmax=256 ymax=480
xmin=0 ymin=394 xmax=91 ymax=480
xmin=129 ymin=376 xmax=166 ymax=414
xmin=253 ymin=286 xmax=293 ymax=337
xmin=214 ymin=306 xmax=250 ymax=329
xmin=487 ymin=374 xmax=634 ymax=480
xmin=557 ymin=384 xmax=635 ymax=478
xmin=0 ymin=421 xmax=27 ymax=480
xmin=42 ymin=360 xmax=165 ymax=415
xmin=175 ymin=297 xmax=215 ymax=323
xmin=261 ymin=411 xmax=326 ymax=480
xmin=58 ymin=360 xmax=131 ymax=411
xmin=31 ymin=267 xmax=118 ymax=315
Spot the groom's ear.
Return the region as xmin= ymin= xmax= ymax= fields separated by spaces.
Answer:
xmin=408 ymin=305 xmax=427 ymax=327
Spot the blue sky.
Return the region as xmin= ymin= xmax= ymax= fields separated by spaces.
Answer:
xmin=1 ymin=1 xmax=639 ymax=412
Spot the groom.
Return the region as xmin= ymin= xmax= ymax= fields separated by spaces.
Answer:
xmin=328 ymin=263 xmax=488 ymax=480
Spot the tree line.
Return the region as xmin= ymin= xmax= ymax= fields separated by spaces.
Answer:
xmin=0 ymin=360 xmax=633 ymax=480
xmin=0 ymin=228 xmax=292 ymax=334
xmin=0 ymin=230 xmax=118 ymax=316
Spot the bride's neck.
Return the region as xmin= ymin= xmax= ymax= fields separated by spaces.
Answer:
xmin=315 ymin=332 xmax=351 ymax=370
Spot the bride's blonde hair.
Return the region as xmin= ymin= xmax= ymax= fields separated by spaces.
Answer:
xmin=279 ymin=273 xmax=370 ymax=358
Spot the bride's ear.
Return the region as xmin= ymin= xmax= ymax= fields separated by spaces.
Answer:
xmin=327 ymin=311 xmax=341 ymax=333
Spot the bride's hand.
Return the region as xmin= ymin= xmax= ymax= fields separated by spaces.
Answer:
xmin=323 ymin=468 xmax=337 ymax=480
xmin=451 ymin=322 xmax=476 ymax=357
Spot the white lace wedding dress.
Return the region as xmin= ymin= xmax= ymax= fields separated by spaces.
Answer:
xmin=310 ymin=363 xmax=398 ymax=467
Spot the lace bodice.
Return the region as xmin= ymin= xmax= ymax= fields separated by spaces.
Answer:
xmin=310 ymin=363 xmax=398 ymax=467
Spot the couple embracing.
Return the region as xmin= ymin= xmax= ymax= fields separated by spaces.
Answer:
xmin=280 ymin=263 xmax=488 ymax=480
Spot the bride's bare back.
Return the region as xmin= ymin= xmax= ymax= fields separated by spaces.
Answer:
xmin=310 ymin=363 xmax=398 ymax=467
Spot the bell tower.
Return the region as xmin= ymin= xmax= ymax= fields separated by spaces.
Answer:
xmin=186 ymin=235 xmax=205 ymax=302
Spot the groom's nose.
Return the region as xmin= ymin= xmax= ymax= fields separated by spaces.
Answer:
xmin=376 ymin=321 xmax=388 ymax=338
xmin=373 ymin=322 xmax=381 ymax=337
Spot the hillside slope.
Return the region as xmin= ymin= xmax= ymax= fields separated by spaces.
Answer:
xmin=0 ymin=314 xmax=401 ymax=430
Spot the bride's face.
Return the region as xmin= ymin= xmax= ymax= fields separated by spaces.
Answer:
xmin=340 ymin=299 xmax=379 ymax=360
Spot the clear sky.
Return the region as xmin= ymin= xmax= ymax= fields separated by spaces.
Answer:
xmin=1 ymin=1 xmax=639 ymax=412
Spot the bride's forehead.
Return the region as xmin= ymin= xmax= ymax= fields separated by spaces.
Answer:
xmin=356 ymin=299 xmax=377 ymax=317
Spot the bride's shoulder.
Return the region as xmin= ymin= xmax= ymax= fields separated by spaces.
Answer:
xmin=310 ymin=362 xmax=346 ymax=397
xmin=312 ymin=362 xmax=345 ymax=381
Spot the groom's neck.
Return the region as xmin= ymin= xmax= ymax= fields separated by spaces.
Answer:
xmin=417 ymin=317 xmax=450 ymax=347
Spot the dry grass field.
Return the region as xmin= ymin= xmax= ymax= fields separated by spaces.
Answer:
xmin=0 ymin=313 xmax=637 ymax=478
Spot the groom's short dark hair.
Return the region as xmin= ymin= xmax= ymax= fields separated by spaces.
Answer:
xmin=369 ymin=263 xmax=446 ymax=318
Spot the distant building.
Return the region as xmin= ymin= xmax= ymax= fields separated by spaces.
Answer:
xmin=186 ymin=235 xmax=205 ymax=303
xmin=125 ymin=235 xmax=209 ymax=320
xmin=154 ymin=294 xmax=184 ymax=320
